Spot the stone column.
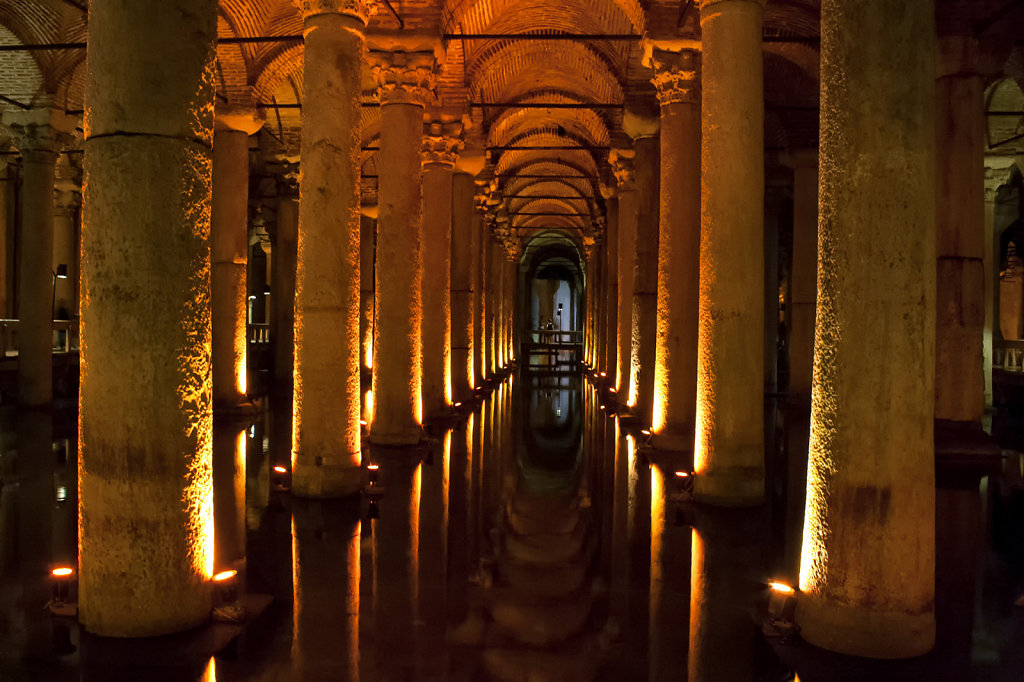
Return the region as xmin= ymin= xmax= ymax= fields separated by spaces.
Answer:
xmin=292 ymin=0 xmax=372 ymax=495
xmin=371 ymin=51 xmax=435 ymax=444
xmin=360 ymin=212 xmax=375 ymax=375
xmin=609 ymin=150 xmax=637 ymax=402
xmin=647 ymin=48 xmax=701 ymax=453
xmin=0 ymin=154 xmax=13 ymax=319
xmin=796 ymin=0 xmax=937 ymax=658
xmin=488 ymin=230 xmax=503 ymax=375
xmin=451 ymin=171 xmax=476 ymax=403
xmin=503 ymin=249 xmax=517 ymax=364
xmin=79 ymin=0 xmax=217 ymax=636
xmin=4 ymin=108 xmax=73 ymax=406
xmin=273 ymin=193 xmax=298 ymax=390
xmin=584 ymin=242 xmax=595 ymax=367
xmin=694 ymin=0 xmax=765 ymax=505
xmin=626 ymin=119 xmax=659 ymax=422
xmin=420 ymin=129 xmax=462 ymax=419
xmin=472 ymin=195 xmax=487 ymax=387
xmin=52 ymin=157 xmax=81 ymax=323
xmin=212 ymin=107 xmax=263 ymax=408
xmin=603 ymin=194 xmax=619 ymax=382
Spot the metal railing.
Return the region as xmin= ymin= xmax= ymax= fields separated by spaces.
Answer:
xmin=248 ymin=323 xmax=270 ymax=344
xmin=994 ymin=340 xmax=1024 ymax=372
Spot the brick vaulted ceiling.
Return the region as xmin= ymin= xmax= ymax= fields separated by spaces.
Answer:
xmin=0 ymin=0 xmax=1022 ymax=247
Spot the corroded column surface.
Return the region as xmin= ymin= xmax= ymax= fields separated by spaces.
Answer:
xmin=420 ymin=132 xmax=461 ymax=418
xmin=371 ymin=51 xmax=434 ymax=445
xmin=797 ymin=0 xmax=936 ymax=658
xmin=610 ymin=149 xmax=636 ymax=401
xmin=694 ymin=0 xmax=765 ymax=505
xmin=4 ymin=108 xmax=73 ymax=407
xmin=628 ymin=128 xmax=659 ymax=423
xmin=212 ymin=110 xmax=263 ymax=408
xmin=603 ymin=195 xmax=619 ymax=381
xmin=79 ymin=0 xmax=217 ymax=636
xmin=451 ymin=171 xmax=476 ymax=402
xmin=292 ymin=2 xmax=369 ymax=494
xmin=649 ymin=49 xmax=701 ymax=453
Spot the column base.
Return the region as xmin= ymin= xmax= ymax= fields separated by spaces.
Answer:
xmin=693 ymin=466 xmax=764 ymax=507
xmin=797 ymin=592 xmax=935 ymax=659
xmin=292 ymin=453 xmax=363 ymax=498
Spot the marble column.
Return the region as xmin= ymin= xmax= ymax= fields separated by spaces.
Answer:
xmin=626 ymin=120 xmax=659 ymax=422
xmin=489 ymin=230 xmax=503 ymax=375
xmin=292 ymin=0 xmax=371 ymax=495
xmin=212 ymin=108 xmax=263 ymax=408
xmin=420 ymin=130 xmax=462 ymax=419
xmin=371 ymin=51 xmax=435 ymax=444
xmin=648 ymin=48 xmax=701 ymax=454
xmin=4 ymin=108 xmax=74 ymax=407
xmin=797 ymin=0 xmax=937 ymax=658
xmin=603 ymin=193 xmax=619 ymax=382
xmin=79 ymin=0 xmax=217 ymax=636
xmin=694 ymin=0 xmax=765 ymax=505
xmin=609 ymin=150 xmax=637 ymax=402
xmin=472 ymin=191 xmax=488 ymax=388
xmin=451 ymin=171 xmax=477 ymax=403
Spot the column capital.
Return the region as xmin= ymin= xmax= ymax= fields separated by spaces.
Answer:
xmin=3 ymin=108 xmax=76 ymax=159
xmin=698 ymin=0 xmax=765 ymax=16
xmin=292 ymin=0 xmax=377 ymax=23
xmin=421 ymin=121 xmax=464 ymax=167
xmin=985 ymin=156 xmax=1018 ymax=201
xmin=215 ymin=103 xmax=266 ymax=135
xmin=647 ymin=47 xmax=701 ymax=106
xmin=372 ymin=51 xmax=437 ymax=107
xmin=608 ymin=148 xmax=636 ymax=190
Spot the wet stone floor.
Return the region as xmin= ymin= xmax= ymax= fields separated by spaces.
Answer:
xmin=0 ymin=370 xmax=1023 ymax=681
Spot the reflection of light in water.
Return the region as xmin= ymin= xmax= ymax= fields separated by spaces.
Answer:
xmin=201 ymin=656 xmax=216 ymax=681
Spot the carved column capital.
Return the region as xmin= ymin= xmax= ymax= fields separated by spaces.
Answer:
xmin=215 ymin=103 xmax=265 ymax=135
xmin=293 ymin=0 xmax=378 ymax=23
xmin=373 ymin=51 xmax=437 ymax=107
xmin=608 ymin=148 xmax=636 ymax=190
xmin=3 ymin=108 xmax=76 ymax=162
xmin=649 ymin=48 xmax=701 ymax=106
xmin=421 ymin=134 xmax=463 ymax=167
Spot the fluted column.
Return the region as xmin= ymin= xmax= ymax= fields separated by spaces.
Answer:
xmin=420 ymin=129 xmax=462 ymax=418
xmin=626 ymin=116 xmax=659 ymax=423
xmin=371 ymin=51 xmax=435 ymax=444
xmin=4 ymin=108 xmax=74 ymax=407
xmin=609 ymin=150 xmax=637 ymax=402
xmin=292 ymin=0 xmax=372 ymax=494
xmin=212 ymin=107 xmax=263 ymax=408
xmin=451 ymin=171 xmax=477 ymax=403
xmin=648 ymin=48 xmax=701 ymax=453
xmin=797 ymin=0 xmax=936 ymax=658
xmin=694 ymin=0 xmax=765 ymax=505
xmin=79 ymin=0 xmax=217 ymax=636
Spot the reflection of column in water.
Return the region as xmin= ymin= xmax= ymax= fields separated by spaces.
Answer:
xmin=481 ymin=387 xmax=499 ymax=558
xmin=469 ymin=413 xmax=482 ymax=574
xmin=51 ymin=436 xmax=76 ymax=569
xmin=245 ymin=416 xmax=269 ymax=531
xmin=291 ymin=499 xmax=360 ymax=682
xmin=689 ymin=508 xmax=762 ymax=682
xmin=213 ymin=420 xmax=247 ymax=571
xmin=418 ymin=431 xmax=450 ymax=676
xmin=627 ymin=432 xmax=651 ymax=666
xmin=649 ymin=463 xmax=691 ymax=682
xmin=448 ymin=419 xmax=473 ymax=627
xmin=597 ymin=387 xmax=616 ymax=581
xmin=372 ymin=454 xmax=421 ymax=678
xmin=610 ymin=419 xmax=629 ymax=622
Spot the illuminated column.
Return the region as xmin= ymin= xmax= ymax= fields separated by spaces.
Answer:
xmin=212 ymin=108 xmax=263 ymax=408
xmin=292 ymin=0 xmax=370 ymax=495
xmin=52 ymin=157 xmax=81 ymax=324
xmin=603 ymin=193 xmax=619 ymax=381
xmin=420 ymin=129 xmax=462 ymax=419
xmin=489 ymin=229 xmax=504 ymax=374
xmin=212 ymin=421 xmax=247 ymax=570
xmin=609 ymin=149 xmax=637 ymax=401
xmin=482 ymin=225 xmax=496 ymax=378
xmin=79 ymin=0 xmax=216 ymax=636
xmin=694 ymin=0 xmax=765 ymax=505
xmin=648 ymin=48 xmax=701 ymax=453
xmin=472 ymin=191 xmax=488 ymax=387
xmin=797 ymin=0 xmax=936 ymax=658
xmin=272 ymin=193 xmax=298 ymax=389
xmin=503 ymin=248 xmax=517 ymax=364
xmin=371 ymin=51 xmax=434 ymax=445
xmin=451 ymin=170 xmax=477 ymax=402
xmin=359 ymin=212 xmax=375 ymax=375
xmin=584 ymin=242 xmax=595 ymax=367
xmin=626 ymin=119 xmax=659 ymax=422
xmin=4 ymin=107 xmax=74 ymax=407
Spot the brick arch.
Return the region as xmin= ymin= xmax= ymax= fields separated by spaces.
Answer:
xmin=443 ymin=0 xmax=644 ymax=36
xmin=489 ymin=99 xmax=611 ymax=148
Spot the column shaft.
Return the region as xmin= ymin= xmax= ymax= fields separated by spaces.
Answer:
xmin=293 ymin=9 xmax=365 ymax=492
xmin=472 ymin=209 xmax=486 ymax=387
xmin=79 ymin=0 xmax=217 ymax=636
xmin=694 ymin=0 xmax=766 ymax=504
xmin=360 ymin=213 xmax=375 ymax=375
xmin=451 ymin=172 xmax=476 ymax=402
xmin=615 ymin=173 xmax=637 ymax=399
xmin=604 ymin=197 xmax=619 ymax=381
xmin=630 ymin=135 xmax=659 ymax=422
xmin=797 ymin=0 xmax=936 ymax=657
xmin=273 ymin=196 xmax=298 ymax=389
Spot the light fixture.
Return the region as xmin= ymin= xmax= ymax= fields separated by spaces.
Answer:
xmin=212 ymin=569 xmax=244 ymax=622
xmin=366 ymin=463 xmax=379 ymax=485
xmin=273 ymin=465 xmax=287 ymax=474
xmin=55 ymin=264 xmax=68 ymax=279
xmin=767 ymin=581 xmax=798 ymax=624
xmin=47 ymin=566 xmax=77 ymax=616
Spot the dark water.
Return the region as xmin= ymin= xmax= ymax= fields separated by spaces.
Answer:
xmin=1 ymin=372 xmax=1023 ymax=681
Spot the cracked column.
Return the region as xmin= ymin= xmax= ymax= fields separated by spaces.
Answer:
xmin=292 ymin=0 xmax=372 ymax=495
xmin=797 ymin=0 xmax=936 ymax=658
xmin=694 ymin=0 xmax=765 ymax=505
xmin=371 ymin=51 xmax=435 ymax=445
xmin=79 ymin=0 xmax=217 ymax=636
xmin=212 ymin=106 xmax=263 ymax=409
xmin=452 ymin=165 xmax=481 ymax=404
xmin=420 ymin=126 xmax=462 ymax=419
xmin=3 ymin=107 xmax=74 ymax=407
xmin=609 ymin=149 xmax=637 ymax=405
xmin=648 ymin=48 xmax=701 ymax=455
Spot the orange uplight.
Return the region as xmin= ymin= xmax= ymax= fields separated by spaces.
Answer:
xmin=213 ymin=569 xmax=237 ymax=582
xmin=600 ymin=372 xmax=607 ymax=377
xmin=675 ymin=471 xmax=690 ymax=478
xmin=366 ymin=464 xmax=379 ymax=471
xmin=52 ymin=567 xmax=74 ymax=577
xmin=273 ymin=465 xmax=288 ymax=474
xmin=769 ymin=581 xmax=795 ymax=595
